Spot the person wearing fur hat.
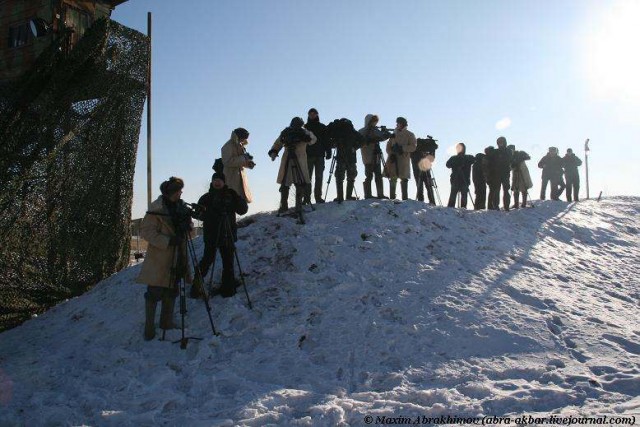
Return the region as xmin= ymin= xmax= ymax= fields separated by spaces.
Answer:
xmin=359 ymin=114 xmax=392 ymax=199
xmin=221 ymin=127 xmax=254 ymax=204
xmin=383 ymin=117 xmax=417 ymax=200
xmin=191 ymin=172 xmax=248 ymax=299
xmin=269 ymin=117 xmax=317 ymax=213
xmin=137 ymin=177 xmax=193 ymax=341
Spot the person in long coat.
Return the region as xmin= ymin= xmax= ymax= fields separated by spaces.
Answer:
xmin=359 ymin=114 xmax=391 ymax=199
xmin=472 ymin=152 xmax=487 ymax=210
xmin=562 ymin=148 xmax=582 ymax=202
xmin=269 ymin=117 xmax=317 ymax=213
xmin=509 ymin=145 xmax=533 ymax=208
xmin=221 ymin=128 xmax=254 ymax=203
xmin=137 ymin=177 xmax=193 ymax=341
xmin=384 ymin=117 xmax=417 ymax=200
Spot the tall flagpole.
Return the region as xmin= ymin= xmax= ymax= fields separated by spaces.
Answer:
xmin=584 ymin=138 xmax=590 ymax=200
xmin=147 ymin=12 xmax=152 ymax=208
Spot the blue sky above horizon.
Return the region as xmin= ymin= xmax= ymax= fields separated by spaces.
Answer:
xmin=111 ymin=0 xmax=639 ymax=218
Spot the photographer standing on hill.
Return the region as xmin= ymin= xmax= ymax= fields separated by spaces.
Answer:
xmin=563 ymin=148 xmax=582 ymax=202
xmin=269 ymin=117 xmax=317 ymax=213
xmin=538 ymin=147 xmax=565 ymax=200
xmin=446 ymin=143 xmax=475 ymax=208
xmin=359 ymin=114 xmax=391 ymax=199
xmin=411 ymin=136 xmax=439 ymax=204
xmin=137 ymin=177 xmax=193 ymax=341
xmin=384 ymin=117 xmax=417 ymax=200
xmin=304 ymin=108 xmax=330 ymax=204
xmin=509 ymin=145 xmax=533 ymax=208
xmin=327 ymin=118 xmax=364 ymax=202
xmin=221 ymin=127 xmax=254 ymax=204
xmin=191 ymin=171 xmax=248 ymax=299
xmin=486 ymin=137 xmax=513 ymax=210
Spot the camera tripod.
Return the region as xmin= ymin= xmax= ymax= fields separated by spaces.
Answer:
xmin=202 ymin=212 xmax=253 ymax=310
xmin=279 ymin=145 xmax=309 ymax=224
xmin=416 ymin=169 xmax=441 ymax=206
xmin=164 ymin=226 xmax=219 ymax=350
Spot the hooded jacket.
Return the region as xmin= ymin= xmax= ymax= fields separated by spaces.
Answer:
xmin=358 ymin=114 xmax=391 ymax=165
xmin=221 ymin=131 xmax=253 ymax=203
xmin=445 ymin=144 xmax=475 ymax=187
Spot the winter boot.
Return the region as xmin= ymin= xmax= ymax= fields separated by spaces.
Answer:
xmin=522 ymin=192 xmax=528 ymax=208
xmin=294 ymin=184 xmax=304 ymax=212
xmin=512 ymin=192 xmax=520 ymax=209
xmin=346 ymin=181 xmax=356 ymax=200
xmin=144 ymin=299 xmax=157 ymax=341
xmin=400 ymin=179 xmax=409 ymax=201
xmin=159 ymin=296 xmax=177 ymax=330
xmin=278 ymin=186 xmax=289 ymax=213
xmin=389 ymin=180 xmax=397 ymax=200
xmin=363 ymin=180 xmax=373 ymax=199
xmin=190 ymin=273 xmax=204 ymax=299
xmin=335 ymin=181 xmax=344 ymax=203
xmin=302 ymin=184 xmax=312 ymax=205
xmin=219 ymin=276 xmax=237 ymax=298
xmin=375 ymin=176 xmax=385 ymax=199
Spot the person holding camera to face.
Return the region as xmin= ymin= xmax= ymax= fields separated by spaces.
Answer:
xmin=137 ymin=177 xmax=193 ymax=341
xmin=221 ymin=128 xmax=254 ymax=205
xmin=384 ymin=117 xmax=417 ymax=200
xmin=269 ymin=117 xmax=317 ymax=213
xmin=190 ymin=170 xmax=248 ymax=299
xmin=359 ymin=114 xmax=391 ymax=199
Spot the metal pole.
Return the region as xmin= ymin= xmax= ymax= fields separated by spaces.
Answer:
xmin=146 ymin=12 xmax=152 ymax=208
xmin=584 ymin=138 xmax=590 ymax=200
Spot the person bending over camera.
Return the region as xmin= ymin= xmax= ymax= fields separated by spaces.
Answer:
xmin=191 ymin=172 xmax=248 ymax=299
xmin=137 ymin=177 xmax=193 ymax=341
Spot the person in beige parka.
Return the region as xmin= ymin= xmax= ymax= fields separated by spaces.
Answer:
xmin=384 ymin=117 xmax=417 ymax=200
xmin=137 ymin=177 xmax=193 ymax=341
xmin=269 ymin=117 xmax=317 ymax=213
xmin=221 ymin=128 xmax=254 ymax=204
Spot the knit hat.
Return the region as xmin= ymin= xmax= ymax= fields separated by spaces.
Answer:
xmin=290 ymin=117 xmax=304 ymax=128
xmin=212 ymin=172 xmax=226 ymax=183
xmin=308 ymin=108 xmax=318 ymax=115
xmin=396 ymin=117 xmax=408 ymax=127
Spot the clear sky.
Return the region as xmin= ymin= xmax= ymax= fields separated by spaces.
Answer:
xmin=111 ymin=0 xmax=640 ymax=219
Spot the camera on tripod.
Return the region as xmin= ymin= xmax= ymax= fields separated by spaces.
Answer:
xmin=171 ymin=200 xmax=203 ymax=233
xmin=416 ymin=135 xmax=439 ymax=158
xmin=282 ymin=127 xmax=312 ymax=150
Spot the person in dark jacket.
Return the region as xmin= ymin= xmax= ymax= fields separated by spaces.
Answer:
xmin=192 ymin=172 xmax=248 ymax=298
xmin=304 ymin=108 xmax=331 ymax=204
xmin=563 ymin=148 xmax=582 ymax=202
xmin=446 ymin=143 xmax=475 ymax=208
xmin=538 ymin=147 xmax=565 ymax=200
xmin=472 ymin=152 xmax=487 ymax=210
xmin=327 ymin=118 xmax=364 ymax=202
xmin=359 ymin=114 xmax=392 ymax=199
xmin=411 ymin=136 xmax=439 ymax=204
xmin=486 ymin=137 xmax=513 ymax=210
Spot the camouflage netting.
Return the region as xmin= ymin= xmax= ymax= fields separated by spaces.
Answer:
xmin=0 ymin=19 xmax=149 ymax=331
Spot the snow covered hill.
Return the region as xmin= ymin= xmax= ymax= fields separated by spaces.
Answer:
xmin=1 ymin=197 xmax=639 ymax=426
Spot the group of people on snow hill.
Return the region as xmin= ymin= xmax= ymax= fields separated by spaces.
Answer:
xmin=134 ymin=108 xmax=584 ymax=341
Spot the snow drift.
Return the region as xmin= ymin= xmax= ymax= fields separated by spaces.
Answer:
xmin=1 ymin=197 xmax=639 ymax=426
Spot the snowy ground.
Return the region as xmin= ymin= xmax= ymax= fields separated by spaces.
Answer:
xmin=1 ymin=197 xmax=639 ymax=426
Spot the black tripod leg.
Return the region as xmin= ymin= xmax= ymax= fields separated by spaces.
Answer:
xmin=186 ymin=238 xmax=219 ymax=337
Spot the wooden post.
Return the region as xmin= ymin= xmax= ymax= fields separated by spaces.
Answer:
xmin=584 ymin=138 xmax=590 ymax=200
xmin=146 ymin=12 xmax=152 ymax=208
